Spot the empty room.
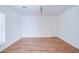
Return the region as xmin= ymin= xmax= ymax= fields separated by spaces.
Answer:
xmin=0 ymin=5 xmax=79 ymax=53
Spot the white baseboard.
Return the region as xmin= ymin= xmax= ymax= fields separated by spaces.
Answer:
xmin=21 ymin=35 xmax=57 ymax=38
xmin=0 ymin=37 xmax=21 ymax=52
xmin=56 ymin=35 xmax=79 ymax=49
xmin=1 ymin=35 xmax=78 ymax=52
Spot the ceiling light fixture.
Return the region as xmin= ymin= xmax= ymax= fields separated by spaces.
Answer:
xmin=22 ymin=6 xmax=27 ymax=8
xmin=40 ymin=5 xmax=43 ymax=15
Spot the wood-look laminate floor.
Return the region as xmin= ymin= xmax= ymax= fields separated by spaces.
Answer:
xmin=2 ymin=37 xmax=79 ymax=53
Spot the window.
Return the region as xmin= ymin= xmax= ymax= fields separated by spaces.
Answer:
xmin=0 ymin=12 xmax=5 ymax=45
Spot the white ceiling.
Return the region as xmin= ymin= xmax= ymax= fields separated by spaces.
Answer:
xmin=9 ymin=5 xmax=74 ymax=15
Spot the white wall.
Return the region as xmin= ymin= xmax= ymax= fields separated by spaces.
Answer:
xmin=22 ymin=15 xmax=58 ymax=37
xmin=0 ymin=6 xmax=22 ymax=52
xmin=58 ymin=6 xmax=79 ymax=48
